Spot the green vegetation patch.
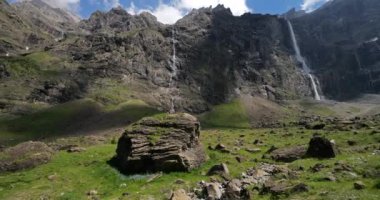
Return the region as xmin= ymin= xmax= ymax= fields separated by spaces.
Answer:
xmin=25 ymin=52 xmax=61 ymax=68
xmin=200 ymin=99 xmax=251 ymax=129
xmin=0 ymin=56 xmax=40 ymax=77
xmin=87 ymin=78 xmax=132 ymax=106
xmin=0 ymin=99 xmax=160 ymax=145
xmin=1 ymin=127 xmax=379 ymax=199
xmin=299 ymin=100 xmax=336 ymax=116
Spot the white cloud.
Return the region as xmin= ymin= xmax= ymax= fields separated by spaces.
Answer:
xmin=102 ymin=0 xmax=120 ymax=9
xmin=13 ymin=0 xmax=251 ymax=24
xmin=151 ymin=4 xmax=184 ymax=24
xmin=12 ymin=0 xmax=80 ymax=11
xmin=127 ymin=0 xmax=251 ymax=24
xmin=301 ymin=0 xmax=331 ymax=12
xmin=177 ymin=0 xmax=251 ymax=16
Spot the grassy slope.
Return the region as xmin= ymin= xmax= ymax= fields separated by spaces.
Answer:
xmin=0 ymin=127 xmax=379 ymax=199
xmin=0 ymin=99 xmax=160 ymax=145
xmin=0 ymin=52 xmax=65 ymax=105
xmin=199 ymin=99 xmax=251 ymax=129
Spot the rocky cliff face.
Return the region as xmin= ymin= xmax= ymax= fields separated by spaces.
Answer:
xmin=50 ymin=5 xmax=311 ymax=113
xmin=2 ymin=0 xmax=378 ymax=116
xmin=0 ymin=0 xmax=79 ymax=54
xmin=291 ymin=0 xmax=380 ymax=99
xmin=0 ymin=0 xmax=32 ymax=53
xmin=13 ymin=0 xmax=80 ymax=36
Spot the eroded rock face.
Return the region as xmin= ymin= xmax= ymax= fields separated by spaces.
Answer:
xmin=112 ymin=113 xmax=206 ymax=174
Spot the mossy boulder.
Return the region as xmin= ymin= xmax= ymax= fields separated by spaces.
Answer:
xmin=112 ymin=113 xmax=207 ymax=174
xmin=0 ymin=141 xmax=54 ymax=173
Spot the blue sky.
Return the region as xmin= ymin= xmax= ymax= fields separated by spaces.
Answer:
xmin=78 ymin=0 xmax=327 ymax=17
xmin=10 ymin=0 xmax=331 ymax=24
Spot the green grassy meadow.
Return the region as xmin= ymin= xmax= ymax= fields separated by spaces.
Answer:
xmin=0 ymin=125 xmax=379 ymax=199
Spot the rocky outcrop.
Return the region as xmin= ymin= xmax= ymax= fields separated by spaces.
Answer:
xmin=112 ymin=113 xmax=206 ymax=174
xmin=28 ymin=80 xmax=87 ymax=103
xmin=0 ymin=64 xmax=10 ymax=79
xmin=0 ymin=141 xmax=54 ymax=173
xmin=306 ymin=136 xmax=337 ymax=158
xmin=80 ymin=7 xmax=162 ymax=34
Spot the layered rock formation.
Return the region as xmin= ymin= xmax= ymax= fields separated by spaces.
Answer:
xmin=112 ymin=113 xmax=206 ymax=174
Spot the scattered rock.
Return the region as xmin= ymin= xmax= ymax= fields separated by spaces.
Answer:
xmin=262 ymin=182 xmax=308 ymax=195
xmin=207 ymin=163 xmax=229 ymax=176
xmin=306 ymin=136 xmax=337 ymax=158
xmin=253 ymin=139 xmax=264 ymax=145
xmin=175 ymin=179 xmax=186 ymax=184
xmin=170 ymin=189 xmax=191 ymax=200
xmin=266 ymin=146 xmax=278 ymax=153
xmin=215 ymin=143 xmax=226 ymax=151
xmin=47 ymin=174 xmax=58 ymax=181
xmin=224 ymin=179 xmax=242 ymax=200
xmin=291 ymin=183 xmax=309 ymax=193
xmin=204 ymin=182 xmax=223 ymax=200
xmin=0 ymin=141 xmax=54 ymax=173
xmin=214 ymin=143 xmax=231 ymax=153
xmin=235 ymin=156 xmax=245 ymax=163
xmin=334 ymin=162 xmax=353 ymax=172
xmin=310 ymin=163 xmax=327 ymax=172
xmin=347 ymin=140 xmax=357 ymax=146
xmin=322 ymin=175 xmax=337 ymax=182
xmin=87 ymin=190 xmax=98 ymax=196
xmin=270 ymin=146 xmax=307 ymax=162
xmin=354 ymin=181 xmax=365 ymax=190
xmin=245 ymin=148 xmax=261 ymax=153
xmin=112 ymin=113 xmax=207 ymax=174
xmin=306 ymin=123 xmax=326 ymax=130
xmin=67 ymin=146 xmax=86 ymax=153
xmin=261 ymin=181 xmax=289 ymax=195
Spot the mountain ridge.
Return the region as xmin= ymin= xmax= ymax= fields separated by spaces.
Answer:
xmin=0 ymin=0 xmax=379 ymax=116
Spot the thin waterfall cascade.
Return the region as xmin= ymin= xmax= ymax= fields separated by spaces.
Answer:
xmin=170 ymin=28 xmax=178 ymax=82
xmin=169 ymin=27 xmax=178 ymax=114
xmin=55 ymin=30 xmax=65 ymax=42
xmin=287 ymin=20 xmax=322 ymax=101
xmin=355 ymin=52 xmax=363 ymax=70
xmin=355 ymin=51 xmax=374 ymax=89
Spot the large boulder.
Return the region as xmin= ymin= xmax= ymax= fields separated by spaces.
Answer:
xmin=112 ymin=113 xmax=207 ymax=174
xmin=270 ymin=146 xmax=307 ymax=162
xmin=306 ymin=136 xmax=337 ymax=158
xmin=0 ymin=141 xmax=54 ymax=173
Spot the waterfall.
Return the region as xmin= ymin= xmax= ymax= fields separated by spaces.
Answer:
xmin=287 ymin=20 xmax=322 ymax=101
xmin=169 ymin=27 xmax=177 ymax=113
